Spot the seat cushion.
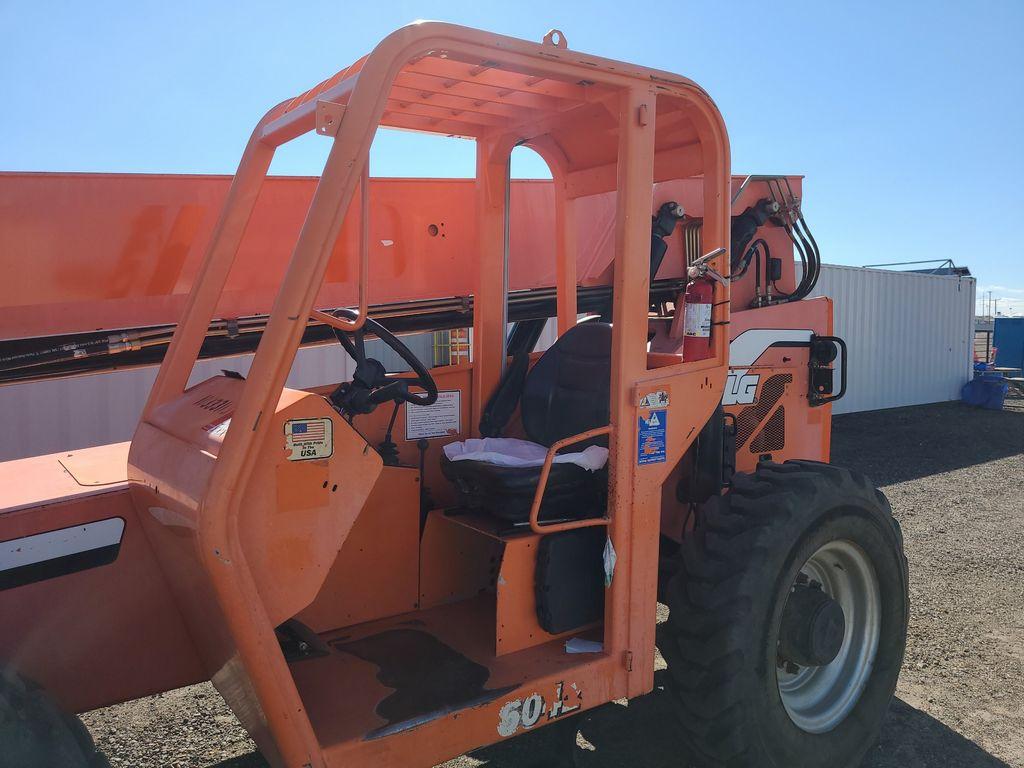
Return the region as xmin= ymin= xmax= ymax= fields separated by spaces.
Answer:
xmin=440 ymin=451 xmax=606 ymax=524
xmin=442 ymin=438 xmax=608 ymax=471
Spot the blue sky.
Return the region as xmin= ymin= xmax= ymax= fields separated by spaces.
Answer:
xmin=2 ymin=0 xmax=1022 ymax=315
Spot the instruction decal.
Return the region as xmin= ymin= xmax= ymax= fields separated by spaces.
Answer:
xmin=637 ymin=409 xmax=667 ymax=465
xmin=284 ymin=417 xmax=334 ymax=461
xmin=405 ymin=390 xmax=461 ymax=440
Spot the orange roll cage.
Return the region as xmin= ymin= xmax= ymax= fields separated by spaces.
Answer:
xmin=122 ymin=21 xmax=731 ymax=767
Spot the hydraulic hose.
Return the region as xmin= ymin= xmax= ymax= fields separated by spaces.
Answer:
xmin=751 ymin=178 xmax=816 ymax=303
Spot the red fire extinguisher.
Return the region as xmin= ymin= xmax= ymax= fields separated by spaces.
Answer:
xmin=682 ymin=276 xmax=713 ymax=361
xmin=681 ymin=247 xmax=727 ymax=362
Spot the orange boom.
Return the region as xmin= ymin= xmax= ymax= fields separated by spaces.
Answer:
xmin=0 ymin=23 xmax=906 ymax=768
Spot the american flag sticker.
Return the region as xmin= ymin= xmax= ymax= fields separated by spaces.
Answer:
xmin=284 ymin=417 xmax=334 ymax=461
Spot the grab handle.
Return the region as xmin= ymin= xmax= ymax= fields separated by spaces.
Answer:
xmin=528 ymin=426 xmax=612 ymax=535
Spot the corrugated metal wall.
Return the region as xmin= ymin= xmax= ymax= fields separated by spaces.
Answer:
xmin=0 ymin=320 xmax=559 ymax=462
xmin=0 ymin=335 xmax=433 ymax=461
xmin=807 ymin=265 xmax=976 ymax=414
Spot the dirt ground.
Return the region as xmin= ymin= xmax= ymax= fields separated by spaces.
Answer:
xmin=83 ymin=393 xmax=1024 ymax=768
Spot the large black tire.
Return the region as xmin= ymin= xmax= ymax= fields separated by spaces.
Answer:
xmin=660 ymin=460 xmax=909 ymax=768
xmin=0 ymin=668 xmax=109 ymax=768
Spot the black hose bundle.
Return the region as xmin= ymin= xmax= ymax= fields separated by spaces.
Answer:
xmin=732 ymin=237 xmax=770 ymax=282
xmin=730 ymin=199 xmax=777 ymax=274
xmin=728 ymin=180 xmax=822 ymax=306
xmin=765 ymin=177 xmax=820 ymax=302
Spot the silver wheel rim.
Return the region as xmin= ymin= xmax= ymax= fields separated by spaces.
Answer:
xmin=777 ymin=539 xmax=881 ymax=734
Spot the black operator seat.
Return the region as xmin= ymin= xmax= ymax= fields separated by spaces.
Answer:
xmin=440 ymin=321 xmax=612 ymax=523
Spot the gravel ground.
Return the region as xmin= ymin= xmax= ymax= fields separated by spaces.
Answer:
xmin=84 ymin=393 xmax=1024 ymax=768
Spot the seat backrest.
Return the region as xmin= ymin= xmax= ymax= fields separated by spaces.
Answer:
xmin=521 ymin=322 xmax=612 ymax=447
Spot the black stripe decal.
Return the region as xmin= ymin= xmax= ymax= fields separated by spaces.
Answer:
xmin=0 ymin=542 xmax=122 ymax=591
xmin=0 ymin=517 xmax=125 ymax=591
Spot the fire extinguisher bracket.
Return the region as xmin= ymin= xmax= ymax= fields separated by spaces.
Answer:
xmin=687 ymin=246 xmax=730 ymax=285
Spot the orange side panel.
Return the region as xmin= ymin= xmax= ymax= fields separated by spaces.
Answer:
xmin=418 ymin=510 xmax=596 ymax=657
xmin=129 ymin=378 xmax=384 ymax=762
xmin=418 ymin=511 xmax=503 ymax=611
xmin=726 ymin=298 xmax=834 ymax=473
xmin=133 ymin=377 xmax=385 ymax=637
xmin=0 ymin=469 xmax=203 ymax=713
xmin=296 ymin=465 xmax=421 ymax=632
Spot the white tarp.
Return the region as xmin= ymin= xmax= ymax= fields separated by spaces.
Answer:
xmin=443 ymin=437 xmax=608 ymax=471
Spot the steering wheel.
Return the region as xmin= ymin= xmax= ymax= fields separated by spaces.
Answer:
xmin=327 ymin=308 xmax=438 ymax=416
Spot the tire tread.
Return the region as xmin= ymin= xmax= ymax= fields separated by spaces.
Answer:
xmin=661 ymin=460 xmax=906 ymax=768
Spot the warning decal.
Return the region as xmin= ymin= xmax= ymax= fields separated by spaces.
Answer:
xmin=637 ymin=409 xmax=667 ymax=465
xmin=285 ymin=417 xmax=334 ymax=461
xmin=638 ymin=389 xmax=670 ymax=409
xmin=406 ymin=390 xmax=461 ymax=440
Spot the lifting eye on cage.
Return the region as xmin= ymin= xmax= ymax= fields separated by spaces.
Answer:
xmin=543 ymin=29 xmax=567 ymax=49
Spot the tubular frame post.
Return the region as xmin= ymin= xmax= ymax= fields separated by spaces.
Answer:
xmin=334 ymin=164 xmax=370 ymax=332
xmin=605 ymin=86 xmax=658 ymax=698
xmin=553 ymin=188 xmax=579 ymax=334
xmin=472 ymin=137 xmax=513 ymax=431
xmin=526 ymin=136 xmax=578 ymax=335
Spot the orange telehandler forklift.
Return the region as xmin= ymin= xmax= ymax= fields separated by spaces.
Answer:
xmin=0 ymin=22 xmax=908 ymax=768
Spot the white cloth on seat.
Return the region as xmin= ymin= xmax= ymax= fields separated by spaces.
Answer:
xmin=443 ymin=437 xmax=608 ymax=471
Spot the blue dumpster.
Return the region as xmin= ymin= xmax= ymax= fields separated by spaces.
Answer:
xmin=994 ymin=317 xmax=1024 ymax=374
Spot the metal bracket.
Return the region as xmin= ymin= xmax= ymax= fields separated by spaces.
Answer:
xmin=687 ymin=246 xmax=729 ymax=286
xmin=316 ymin=100 xmax=346 ymax=137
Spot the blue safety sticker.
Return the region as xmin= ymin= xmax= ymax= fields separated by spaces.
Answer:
xmin=637 ymin=409 xmax=667 ymax=465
